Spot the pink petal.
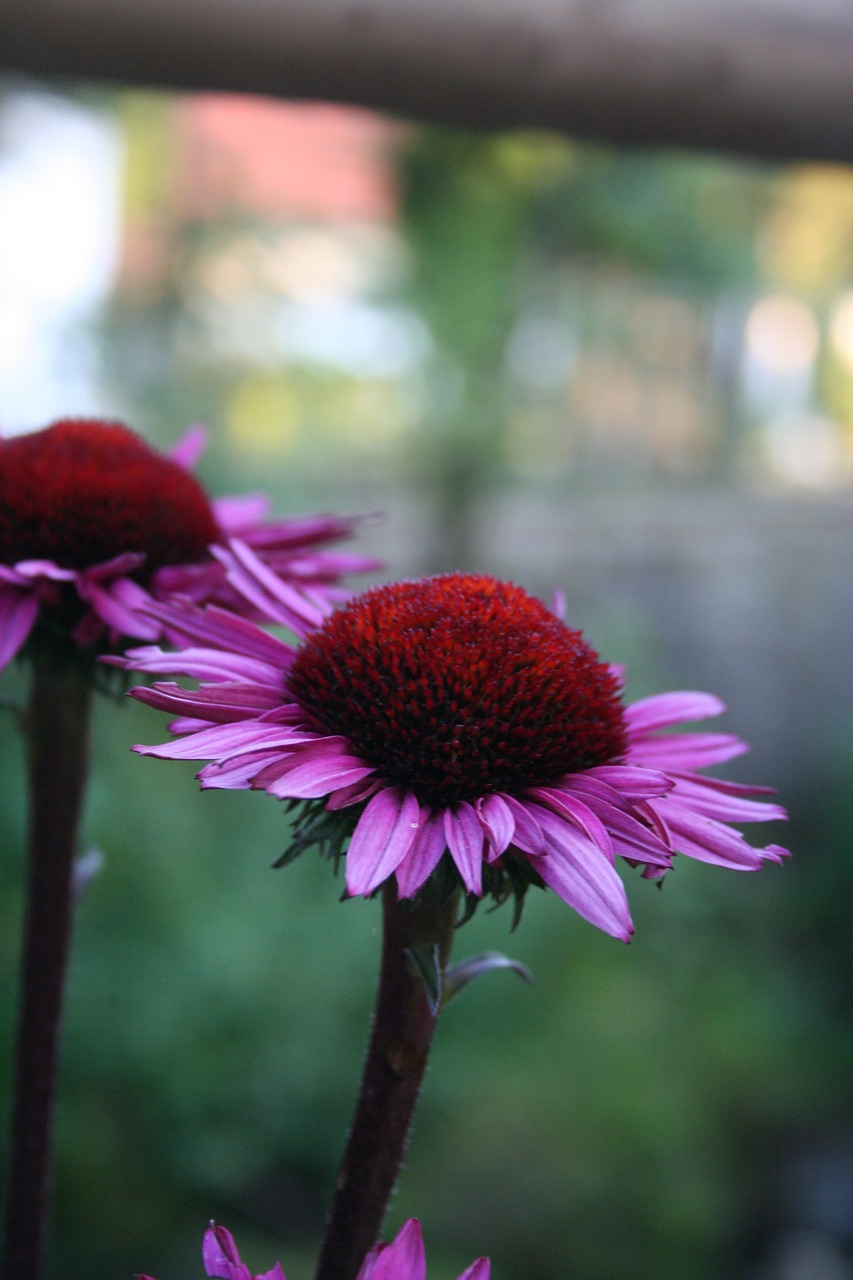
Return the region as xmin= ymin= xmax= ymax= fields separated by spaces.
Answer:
xmin=142 ymin=599 xmax=293 ymax=668
xmin=457 ymin=1260 xmax=491 ymax=1280
xmin=582 ymin=765 xmax=674 ymax=800
xmin=624 ymin=691 xmax=726 ymax=734
xmin=260 ymin=754 xmax=376 ymax=800
xmin=133 ymin=720 xmax=310 ymax=762
xmin=324 ymin=776 xmax=382 ymax=810
xmin=212 ymin=540 xmax=328 ymax=632
xmin=199 ymin=751 xmax=287 ymax=790
xmin=202 ymin=1223 xmax=252 ymax=1280
xmin=82 ymin=550 xmax=147 ymax=580
xmin=346 ymin=787 xmax=421 ymax=897
xmin=525 ymin=803 xmax=634 ymax=941
xmin=627 ymin=733 xmax=748 ymax=770
xmin=563 ymin=789 xmax=673 ymax=868
xmin=444 ymin=802 xmax=485 ymax=895
xmin=354 ymin=1243 xmax=384 ymax=1280
xmin=652 ymin=799 xmax=771 ymax=870
xmin=667 ymin=773 xmax=786 ymax=823
xmin=78 ymin=576 xmax=160 ymax=641
xmin=133 ymin=680 xmax=281 ymax=722
xmin=359 ymin=1219 xmax=426 ymax=1280
xmin=212 ymin=492 xmax=271 ymax=532
xmin=11 ymin=559 xmax=76 ymax=581
xmin=526 ymin=786 xmax=614 ymax=861
xmin=500 ymin=794 xmax=546 ymax=854
xmin=396 ymin=807 xmax=448 ymax=898
xmin=242 ymin=511 xmax=368 ymax=552
xmin=476 ymin=794 xmax=515 ymax=857
xmin=0 ymin=587 xmax=39 ymax=669
xmin=116 ymin=644 xmax=285 ymax=686
xmin=168 ymin=423 xmax=208 ymax=469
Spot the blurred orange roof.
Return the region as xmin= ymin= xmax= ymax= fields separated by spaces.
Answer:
xmin=177 ymin=97 xmax=400 ymax=223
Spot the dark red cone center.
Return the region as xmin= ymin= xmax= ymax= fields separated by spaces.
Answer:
xmin=0 ymin=419 xmax=219 ymax=572
xmin=287 ymin=573 xmax=627 ymax=807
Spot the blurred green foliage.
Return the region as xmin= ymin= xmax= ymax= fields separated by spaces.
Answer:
xmin=2 ymin=112 xmax=853 ymax=1280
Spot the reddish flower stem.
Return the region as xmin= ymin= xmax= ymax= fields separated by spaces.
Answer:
xmin=314 ymin=879 xmax=458 ymax=1280
xmin=2 ymin=644 xmax=93 ymax=1280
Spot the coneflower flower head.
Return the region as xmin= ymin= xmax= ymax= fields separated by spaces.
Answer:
xmin=0 ymin=418 xmax=376 ymax=669
xmin=121 ymin=549 xmax=789 ymax=941
xmin=287 ymin=574 xmax=628 ymax=808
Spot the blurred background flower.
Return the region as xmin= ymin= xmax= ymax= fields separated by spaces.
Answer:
xmin=1 ymin=78 xmax=851 ymax=1280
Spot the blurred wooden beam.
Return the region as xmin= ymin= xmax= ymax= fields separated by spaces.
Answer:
xmin=3 ymin=0 xmax=853 ymax=161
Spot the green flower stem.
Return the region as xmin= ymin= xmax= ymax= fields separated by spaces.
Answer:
xmin=2 ymin=644 xmax=94 ymax=1280
xmin=314 ymin=879 xmax=458 ymax=1280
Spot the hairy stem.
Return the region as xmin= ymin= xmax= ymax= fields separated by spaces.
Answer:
xmin=2 ymin=644 xmax=94 ymax=1280
xmin=314 ymin=879 xmax=458 ymax=1280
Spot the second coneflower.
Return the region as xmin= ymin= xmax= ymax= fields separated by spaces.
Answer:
xmin=0 ymin=417 xmax=375 ymax=1280
xmin=0 ymin=417 xmax=377 ymax=669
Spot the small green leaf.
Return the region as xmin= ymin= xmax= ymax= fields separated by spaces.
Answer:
xmin=443 ymin=950 xmax=534 ymax=1007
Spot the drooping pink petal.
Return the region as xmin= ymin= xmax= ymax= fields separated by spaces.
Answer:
xmin=346 ymin=787 xmax=421 ymax=897
xmin=524 ymin=802 xmax=634 ymax=941
xmin=0 ymin=587 xmax=40 ymax=668
xmin=476 ymin=793 xmax=515 ymax=858
xmin=526 ymin=786 xmax=614 ymax=861
xmin=198 ymin=751 xmax=288 ymax=790
xmin=396 ymin=807 xmax=449 ymax=898
xmin=666 ymin=773 xmax=788 ymax=823
xmin=443 ymin=802 xmax=484 ymax=895
xmin=259 ymin=753 xmax=377 ymax=800
xmin=324 ymin=776 xmax=383 ymax=810
xmin=212 ymin=541 xmax=329 ymax=632
xmin=559 ymin=783 xmax=673 ymax=869
xmin=138 ymin=598 xmax=295 ymax=668
xmin=650 ymin=799 xmax=773 ymax=870
xmin=77 ymin=576 xmax=161 ymax=641
xmin=500 ymin=794 xmax=546 ymax=855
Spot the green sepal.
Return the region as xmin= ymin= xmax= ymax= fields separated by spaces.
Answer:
xmin=273 ymin=799 xmax=357 ymax=871
xmin=442 ymin=950 xmax=534 ymax=1008
xmin=406 ymin=943 xmax=442 ymax=1015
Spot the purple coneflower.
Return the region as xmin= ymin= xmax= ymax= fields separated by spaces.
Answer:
xmin=0 ymin=417 xmax=376 ymax=669
xmin=123 ymin=553 xmax=788 ymax=1280
xmin=0 ymin=417 xmax=374 ymax=1280
xmin=125 ymin=550 xmax=788 ymax=943
xmin=136 ymin=1218 xmax=488 ymax=1280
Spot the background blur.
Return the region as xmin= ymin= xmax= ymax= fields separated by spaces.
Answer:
xmin=1 ymin=76 xmax=851 ymax=1280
